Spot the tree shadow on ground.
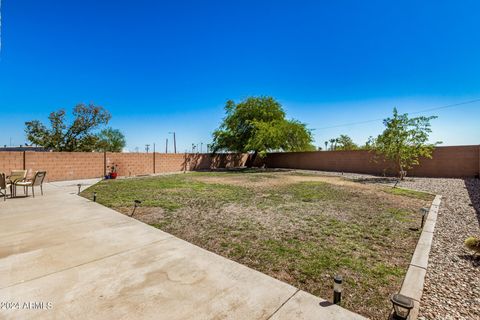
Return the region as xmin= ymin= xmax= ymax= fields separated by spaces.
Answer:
xmin=458 ymin=254 xmax=480 ymax=267
xmin=209 ymin=167 xmax=293 ymax=174
xmin=462 ymin=178 xmax=480 ymax=266
xmin=464 ymin=178 xmax=480 ymax=226
xmin=351 ymin=177 xmax=399 ymax=185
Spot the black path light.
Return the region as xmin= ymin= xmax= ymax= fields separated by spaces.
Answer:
xmin=130 ymin=200 xmax=142 ymax=217
xmin=420 ymin=207 xmax=429 ymax=228
xmin=77 ymin=184 xmax=82 ymax=195
xmin=390 ymin=293 xmax=414 ymax=320
xmin=93 ymin=192 xmax=97 ymax=202
xmin=333 ymin=275 xmax=342 ymax=304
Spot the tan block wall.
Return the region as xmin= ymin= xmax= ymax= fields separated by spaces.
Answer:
xmin=265 ymin=145 xmax=480 ymax=178
xmin=154 ymin=153 xmax=251 ymax=173
xmin=25 ymin=152 xmax=104 ymax=182
xmin=265 ymin=150 xmax=390 ymax=175
xmin=155 ymin=153 xmax=188 ymax=172
xmin=0 ymin=152 xmax=24 ymax=174
xmin=0 ymin=146 xmax=477 ymax=181
xmin=410 ymin=145 xmax=480 ymax=177
xmin=106 ymin=153 xmax=153 ymax=177
xmin=184 ymin=153 xmax=250 ymax=171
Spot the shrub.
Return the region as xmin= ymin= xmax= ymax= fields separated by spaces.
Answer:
xmin=464 ymin=236 xmax=480 ymax=254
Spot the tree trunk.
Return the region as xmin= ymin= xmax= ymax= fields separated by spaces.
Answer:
xmin=247 ymin=151 xmax=258 ymax=168
xmin=399 ymin=162 xmax=406 ymax=180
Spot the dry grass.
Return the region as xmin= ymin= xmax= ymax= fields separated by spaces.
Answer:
xmin=82 ymin=169 xmax=434 ymax=319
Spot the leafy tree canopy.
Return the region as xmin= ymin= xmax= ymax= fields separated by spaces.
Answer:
xmin=95 ymin=127 xmax=126 ymax=152
xmin=212 ymin=97 xmax=315 ymax=157
xmin=369 ymin=108 xmax=441 ymax=179
xmin=25 ymin=103 xmax=113 ymax=151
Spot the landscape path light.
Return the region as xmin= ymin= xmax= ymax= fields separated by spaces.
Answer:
xmin=333 ymin=275 xmax=342 ymax=304
xmin=77 ymin=184 xmax=81 ymax=195
xmin=390 ymin=293 xmax=414 ymax=320
xmin=130 ymin=200 xmax=142 ymax=217
xmin=420 ymin=207 xmax=429 ymax=228
xmin=93 ymin=192 xmax=97 ymax=202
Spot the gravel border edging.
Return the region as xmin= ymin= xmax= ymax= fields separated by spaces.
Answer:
xmin=398 ymin=195 xmax=442 ymax=320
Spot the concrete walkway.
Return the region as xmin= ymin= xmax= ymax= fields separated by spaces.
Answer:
xmin=0 ymin=179 xmax=365 ymax=320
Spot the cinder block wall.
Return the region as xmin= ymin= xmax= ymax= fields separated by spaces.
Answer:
xmin=0 ymin=152 xmax=252 ymax=181
xmin=155 ymin=153 xmax=188 ymax=172
xmin=154 ymin=153 xmax=251 ymax=172
xmin=0 ymin=146 xmax=477 ymax=181
xmin=106 ymin=153 xmax=153 ymax=177
xmin=265 ymin=145 xmax=480 ymax=178
xmin=25 ymin=152 xmax=104 ymax=181
xmin=266 ymin=150 xmax=391 ymax=175
xmin=0 ymin=152 xmax=23 ymax=174
xmin=409 ymin=146 xmax=480 ymax=177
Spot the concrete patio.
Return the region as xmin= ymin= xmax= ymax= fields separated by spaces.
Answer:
xmin=0 ymin=179 xmax=365 ymax=319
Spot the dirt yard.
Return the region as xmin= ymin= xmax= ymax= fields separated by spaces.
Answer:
xmin=82 ymin=169 xmax=434 ymax=319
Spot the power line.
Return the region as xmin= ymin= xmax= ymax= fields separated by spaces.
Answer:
xmin=407 ymin=98 xmax=480 ymax=115
xmin=314 ymin=98 xmax=480 ymax=130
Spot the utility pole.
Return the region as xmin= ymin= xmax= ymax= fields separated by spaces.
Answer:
xmin=169 ymin=132 xmax=177 ymax=153
xmin=145 ymin=144 xmax=150 ymax=153
xmin=153 ymin=143 xmax=156 ymax=173
xmin=165 ymin=138 xmax=168 ymax=153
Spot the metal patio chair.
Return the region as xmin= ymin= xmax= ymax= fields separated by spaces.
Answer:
xmin=7 ymin=170 xmax=27 ymax=197
xmin=15 ymin=171 xmax=47 ymax=198
xmin=0 ymin=172 xmax=11 ymax=201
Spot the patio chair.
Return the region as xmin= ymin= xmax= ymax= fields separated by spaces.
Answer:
xmin=7 ymin=170 xmax=27 ymax=197
xmin=15 ymin=171 xmax=47 ymax=198
xmin=0 ymin=172 xmax=11 ymax=201
xmin=8 ymin=170 xmax=27 ymax=182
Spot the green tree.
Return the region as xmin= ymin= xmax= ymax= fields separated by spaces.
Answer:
xmin=330 ymin=134 xmax=358 ymax=150
xmin=369 ymin=108 xmax=440 ymax=179
xmin=25 ymin=103 xmax=112 ymax=151
xmin=95 ymin=127 xmax=126 ymax=152
xmin=212 ymin=97 xmax=315 ymax=163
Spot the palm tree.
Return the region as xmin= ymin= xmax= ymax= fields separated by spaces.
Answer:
xmin=324 ymin=141 xmax=328 ymax=151
xmin=329 ymin=139 xmax=336 ymax=151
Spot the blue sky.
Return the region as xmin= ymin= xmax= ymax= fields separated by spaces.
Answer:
xmin=1 ymin=0 xmax=479 ymax=152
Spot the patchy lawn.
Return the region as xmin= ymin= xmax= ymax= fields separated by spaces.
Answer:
xmin=81 ymin=169 xmax=434 ymax=319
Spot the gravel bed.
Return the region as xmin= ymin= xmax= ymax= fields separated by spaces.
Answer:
xmin=399 ymin=177 xmax=480 ymax=320
xmin=296 ymin=170 xmax=480 ymax=319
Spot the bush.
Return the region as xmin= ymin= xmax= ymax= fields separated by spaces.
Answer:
xmin=464 ymin=236 xmax=480 ymax=254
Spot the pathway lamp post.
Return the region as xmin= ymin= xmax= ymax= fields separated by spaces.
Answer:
xmin=130 ymin=200 xmax=142 ymax=217
xmin=333 ymin=275 xmax=342 ymax=304
xmin=420 ymin=207 xmax=429 ymax=228
xmin=390 ymin=293 xmax=414 ymax=320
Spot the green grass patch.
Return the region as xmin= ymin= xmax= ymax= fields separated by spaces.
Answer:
xmin=82 ymin=170 xmax=431 ymax=320
xmin=81 ymin=174 xmax=253 ymax=211
xmin=383 ymin=187 xmax=434 ymax=201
